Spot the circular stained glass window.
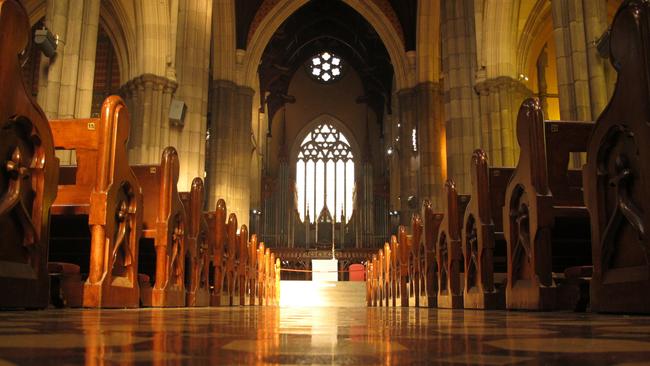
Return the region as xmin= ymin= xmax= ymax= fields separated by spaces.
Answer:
xmin=308 ymin=51 xmax=343 ymax=83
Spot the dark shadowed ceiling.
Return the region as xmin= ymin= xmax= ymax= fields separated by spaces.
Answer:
xmin=254 ymin=0 xmax=413 ymax=135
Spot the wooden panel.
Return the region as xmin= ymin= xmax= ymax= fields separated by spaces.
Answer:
xmin=0 ymin=0 xmax=59 ymax=309
xmin=585 ymin=1 xmax=650 ymax=313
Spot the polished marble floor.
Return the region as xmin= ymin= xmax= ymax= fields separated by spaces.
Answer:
xmin=1 ymin=304 xmax=650 ymax=365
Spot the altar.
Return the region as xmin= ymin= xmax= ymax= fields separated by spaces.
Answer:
xmin=311 ymin=259 xmax=338 ymax=282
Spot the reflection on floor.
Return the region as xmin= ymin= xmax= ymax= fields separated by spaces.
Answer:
xmin=1 ymin=305 xmax=650 ymax=365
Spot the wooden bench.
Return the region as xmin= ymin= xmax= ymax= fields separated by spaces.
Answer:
xmin=389 ymin=235 xmax=399 ymax=306
xmin=179 ymin=177 xmax=210 ymax=307
xmin=132 ymin=147 xmax=186 ymax=307
xmin=257 ymin=242 xmax=266 ymax=305
xmin=248 ymin=234 xmax=259 ymax=305
xmin=584 ymin=0 xmax=650 ymax=313
xmin=0 ymin=0 xmax=59 ymax=309
xmin=49 ymin=96 xmax=142 ymax=308
xmin=397 ymin=226 xmax=410 ymax=307
xmin=237 ymin=224 xmax=249 ymax=305
xmin=409 ymin=215 xmax=424 ymax=307
xmin=205 ymin=198 xmax=227 ymax=306
xmin=223 ymin=213 xmax=238 ymax=305
xmin=422 ymin=200 xmax=444 ymax=308
xmin=462 ymin=150 xmax=513 ymax=309
xmin=437 ymin=180 xmax=470 ymax=308
xmin=504 ymin=99 xmax=593 ymax=310
xmin=382 ymin=242 xmax=391 ymax=306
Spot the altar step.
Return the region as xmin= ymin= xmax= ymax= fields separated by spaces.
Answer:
xmin=279 ymin=281 xmax=367 ymax=307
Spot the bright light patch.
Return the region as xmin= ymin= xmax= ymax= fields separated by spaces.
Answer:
xmin=308 ymin=51 xmax=343 ymax=83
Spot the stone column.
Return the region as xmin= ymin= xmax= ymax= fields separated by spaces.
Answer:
xmin=38 ymin=0 xmax=100 ymax=164
xmin=397 ymin=88 xmax=417 ymax=226
xmin=172 ymin=0 xmax=212 ymax=191
xmin=551 ymin=0 xmax=612 ymax=121
xmin=205 ymin=80 xmax=254 ymax=227
xmin=416 ymin=82 xmax=445 ymax=209
xmin=120 ymin=74 xmax=178 ymax=165
xmin=474 ymin=77 xmax=532 ymax=167
xmin=441 ymin=0 xmax=481 ymax=194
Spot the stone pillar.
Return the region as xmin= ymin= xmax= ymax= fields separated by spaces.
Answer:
xmin=441 ymin=0 xmax=481 ymax=194
xmin=206 ymin=80 xmax=254 ymax=227
xmin=38 ymin=0 xmax=100 ymax=164
xmin=416 ymin=82 xmax=445 ymax=209
xmin=120 ymin=74 xmax=178 ymax=165
xmin=397 ymin=89 xmax=417 ymax=226
xmin=173 ymin=0 xmax=213 ymax=191
xmin=551 ymin=0 xmax=612 ymax=121
xmin=474 ymin=77 xmax=532 ymax=167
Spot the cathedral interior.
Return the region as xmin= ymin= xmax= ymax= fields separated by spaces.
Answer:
xmin=2 ymin=0 xmax=650 ymax=364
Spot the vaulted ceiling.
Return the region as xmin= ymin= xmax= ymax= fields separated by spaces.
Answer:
xmin=249 ymin=0 xmax=415 ymax=133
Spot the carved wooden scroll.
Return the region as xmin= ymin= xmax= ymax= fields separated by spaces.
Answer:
xmin=133 ymin=147 xmax=186 ymax=307
xmin=49 ymin=96 xmax=143 ymax=308
xmin=585 ymin=0 xmax=650 ymax=313
xmin=0 ymin=0 xmax=59 ymax=308
xmin=181 ymin=178 xmax=210 ymax=307
xmin=422 ymin=200 xmax=443 ymax=308
xmin=437 ymin=180 xmax=469 ymax=308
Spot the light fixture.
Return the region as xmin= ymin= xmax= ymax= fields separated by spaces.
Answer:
xmin=34 ymin=27 xmax=57 ymax=58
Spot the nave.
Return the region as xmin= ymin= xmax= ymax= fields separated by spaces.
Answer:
xmin=0 ymin=306 xmax=650 ymax=365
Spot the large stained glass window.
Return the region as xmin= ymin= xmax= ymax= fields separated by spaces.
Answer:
xmin=296 ymin=124 xmax=354 ymax=223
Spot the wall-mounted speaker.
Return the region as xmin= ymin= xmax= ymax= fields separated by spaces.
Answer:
xmin=169 ymin=99 xmax=187 ymax=128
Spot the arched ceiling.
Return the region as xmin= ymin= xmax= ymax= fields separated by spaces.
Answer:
xmin=257 ymin=0 xmax=395 ymax=131
xmin=236 ymin=0 xmax=416 ymax=51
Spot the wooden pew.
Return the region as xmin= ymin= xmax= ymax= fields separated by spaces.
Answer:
xmin=274 ymin=256 xmax=281 ymax=305
xmin=366 ymin=258 xmax=374 ymax=306
xmin=179 ymin=177 xmax=210 ymax=307
xmin=437 ymin=180 xmax=470 ymax=308
xmin=409 ymin=215 xmax=424 ymax=307
xmin=132 ymin=147 xmax=186 ymax=307
xmin=389 ymin=236 xmax=399 ymax=306
xmin=377 ymin=248 xmax=384 ymax=306
xmin=237 ymin=224 xmax=249 ymax=305
xmin=264 ymin=247 xmax=272 ymax=305
xmin=248 ymin=234 xmax=259 ymax=305
xmin=503 ymin=99 xmax=593 ymax=310
xmin=48 ymin=96 xmax=143 ymax=308
xmin=584 ymin=0 xmax=650 ymax=313
xmin=257 ymin=242 xmax=266 ymax=305
xmin=397 ymin=226 xmax=410 ymax=307
xmin=223 ymin=213 xmax=238 ymax=305
xmin=382 ymin=242 xmax=391 ymax=306
xmin=462 ymin=150 xmax=513 ymax=309
xmin=205 ymin=198 xmax=227 ymax=306
xmin=422 ymin=200 xmax=444 ymax=308
xmin=0 ymin=0 xmax=59 ymax=308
